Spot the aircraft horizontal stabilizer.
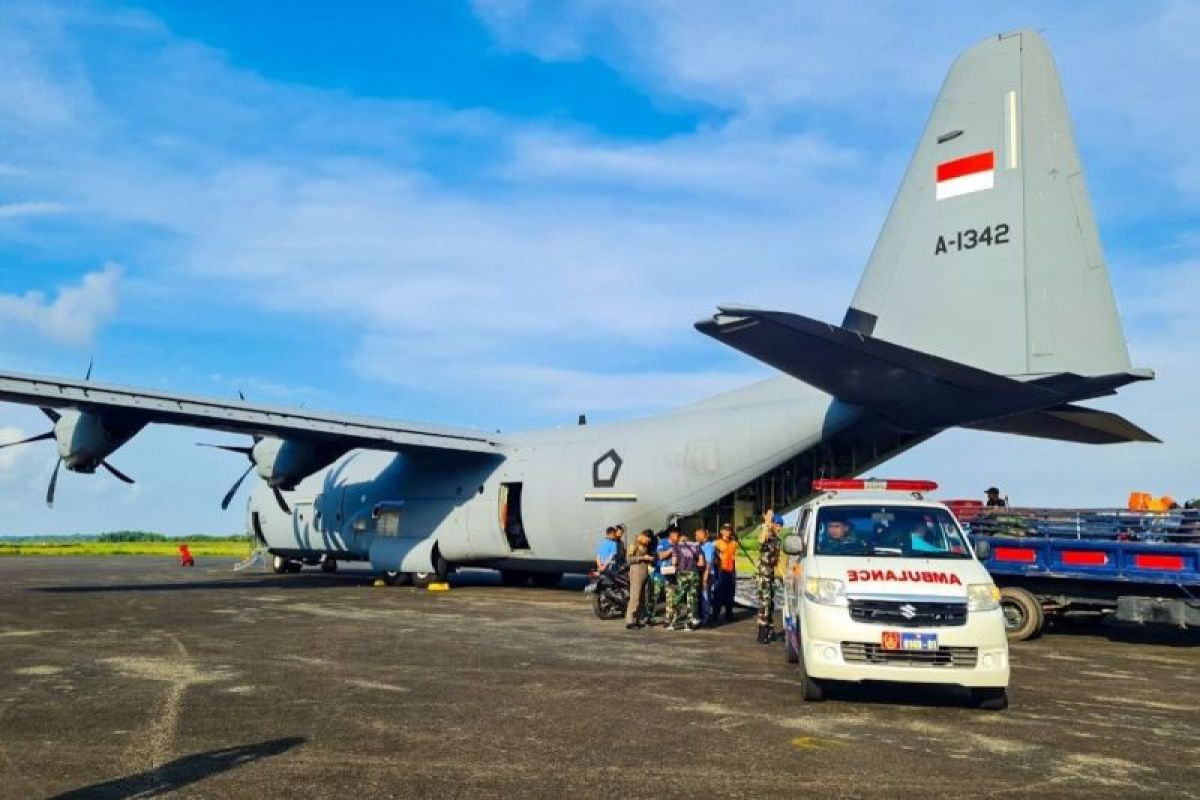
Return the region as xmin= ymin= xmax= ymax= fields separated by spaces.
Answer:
xmin=695 ymin=307 xmax=1155 ymax=439
xmin=966 ymin=404 xmax=1160 ymax=445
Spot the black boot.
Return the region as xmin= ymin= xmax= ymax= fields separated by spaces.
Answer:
xmin=756 ymin=625 xmax=767 ymax=644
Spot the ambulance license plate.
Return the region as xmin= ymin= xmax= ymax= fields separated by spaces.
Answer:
xmin=882 ymin=631 xmax=938 ymax=651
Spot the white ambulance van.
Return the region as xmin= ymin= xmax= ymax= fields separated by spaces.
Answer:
xmin=780 ymin=479 xmax=1009 ymax=709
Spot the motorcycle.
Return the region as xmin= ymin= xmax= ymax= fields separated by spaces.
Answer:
xmin=585 ymin=565 xmax=629 ymax=620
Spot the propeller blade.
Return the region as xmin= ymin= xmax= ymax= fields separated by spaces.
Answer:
xmin=197 ymin=443 xmax=254 ymax=455
xmin=100 ymin=460 xmax=135 ymax=484
xmin=39 ymin=407 xmax=61 ymax=423
xmin=0 ymin=430 xmax=54 ymax=450
xmin=85 ymin=359 xmax=93 ymax=381
xmin=272 ymin=486 xmax=291 ymax=515
xmin=221 ymin=464 xmax=254 ymax=511
xmin=46 ymin=458 xmax=62 ymax=508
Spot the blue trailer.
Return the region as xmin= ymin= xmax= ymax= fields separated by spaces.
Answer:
xmin=952 ymin=506 xmax=1200 ymax=641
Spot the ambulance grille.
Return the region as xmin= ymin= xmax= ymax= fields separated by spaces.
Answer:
xmin=840 ymin=642 xmax=978 ymax=668
xmin=848 ymin=599 xmax=968 ymax=627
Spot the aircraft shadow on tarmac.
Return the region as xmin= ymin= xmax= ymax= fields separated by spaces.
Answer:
xmin=48 ymin=736 xmax=304 ymax=799
xmin=35 ymin=574 xmax=369 ymax=594
xmin=33 ymin=568 xmax=590 ymax=594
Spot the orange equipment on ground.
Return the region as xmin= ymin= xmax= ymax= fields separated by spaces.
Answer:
xmin=179 ymin=544 xmax=195 ymax=567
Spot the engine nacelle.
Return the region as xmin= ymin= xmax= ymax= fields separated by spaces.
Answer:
xmin=54 ymin=409 xmax=145 ymax=473
xmin=251 ymin=437 xmax=347 ymax=490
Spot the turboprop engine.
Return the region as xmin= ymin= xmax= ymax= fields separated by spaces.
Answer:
xmin=203 ymin=435 xmax=348 ymax=512
xmin=0 ymin=407 xmax=144 ymax=505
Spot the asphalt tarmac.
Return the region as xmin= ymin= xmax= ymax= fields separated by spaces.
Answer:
xmin=0 ymin=557 xmax=1196 ymax=799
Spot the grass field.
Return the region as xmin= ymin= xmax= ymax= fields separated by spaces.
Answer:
xmin=0 ymin=541 xmax=252 ymax=557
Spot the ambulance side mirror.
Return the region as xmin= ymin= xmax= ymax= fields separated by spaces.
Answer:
xmin=973 ymin=538 xmax=991 ymax=560
xmin=783 ymin=534 xmax=805 ymax=556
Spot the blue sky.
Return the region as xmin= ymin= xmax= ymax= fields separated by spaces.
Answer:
xmin=0 ymin=1 xmax=1196 ymax=534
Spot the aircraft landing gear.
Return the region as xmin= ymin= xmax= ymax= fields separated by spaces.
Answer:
xmin=382 ymin=571 xmax=411 ymax=586
xmin=321 ymin=557 xmax=338 ymax=574
xmin=499 ymin=570 xmax=530 ymax=587
xmin=272 ymin=555 xmax=303 ymax=574
xmin=529 ymin=572 xmax=562 ymax=588
xmin=413 ymin=550 xmax=453 ymax=589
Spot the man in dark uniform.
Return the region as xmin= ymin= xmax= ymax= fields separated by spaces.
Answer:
xmin=985 ymin=487 xmax=1008 ymax=508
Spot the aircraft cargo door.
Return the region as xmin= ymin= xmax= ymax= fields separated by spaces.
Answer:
xmin=499 ymin=482 xmax=529 ymax=551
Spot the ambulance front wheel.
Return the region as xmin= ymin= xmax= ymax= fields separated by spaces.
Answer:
xmin=784 ymin=630 xmax=800 ymax=664
xmin=797 ymin=648 xmax=825 ymax=701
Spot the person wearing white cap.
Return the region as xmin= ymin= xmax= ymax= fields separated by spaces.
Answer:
xmin=755 ymin=509 xmax=784 ymax=644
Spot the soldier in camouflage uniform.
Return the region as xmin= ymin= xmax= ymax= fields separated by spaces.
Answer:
xmin=670 ymin=529 xmax=706 ymax=630
xmin=651 ymin=527 xmax=680 ymax=626
xmin=756 ymin=509 xmax=783 ymax=644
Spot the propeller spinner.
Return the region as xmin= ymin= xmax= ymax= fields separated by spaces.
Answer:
xmin=0 ymin=406 xmax=136 ymax=508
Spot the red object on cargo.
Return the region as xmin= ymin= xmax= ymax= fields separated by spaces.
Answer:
xmin=1061 ymin=550 xmax=1108 ymax=567
xmin=994 ymin=547 xmax=1037 ymax=563
xmin=943 ymin=500 xmax=984 ymax=522
xmin=1133 ymin=553 xmax=1184 ymax=571
xmin=812 ymin=479 xmax=939 ymax=492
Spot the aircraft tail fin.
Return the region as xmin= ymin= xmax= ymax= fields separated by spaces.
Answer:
xmin=845 ymin=30 xmax=1133 ymax=379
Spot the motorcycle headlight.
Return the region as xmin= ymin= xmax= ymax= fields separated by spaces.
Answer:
xmin=967 ymin=582 xmax=1001 ymax=612
xmin=803 ymin=577 xmax=848 ymax=607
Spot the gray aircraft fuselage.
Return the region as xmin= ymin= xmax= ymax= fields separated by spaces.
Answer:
xmin=252 ymin=377 xmax=844 ymax=574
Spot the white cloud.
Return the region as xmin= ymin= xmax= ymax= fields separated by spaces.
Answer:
xmin=0 ymin=263 xmax=122 ymax=345
xmin=354 ymin=332 xmax=765 ymax=416
xmin=0 ymin=201 xmax=67 ymax=219
xmin=0 ymin=426 xmax=35 ymax=478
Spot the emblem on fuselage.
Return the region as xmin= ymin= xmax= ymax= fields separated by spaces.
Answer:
xmin=592 ymin=449 xmax=623 ymax=488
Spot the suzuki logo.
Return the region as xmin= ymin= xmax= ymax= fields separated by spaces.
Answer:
xmin=899 ymin=604 xmax=918 ymax=620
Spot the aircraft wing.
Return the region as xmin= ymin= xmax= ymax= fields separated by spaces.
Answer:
xmin=0 ymin=369 xmax=503 ymax=456
xmin=695 ymin=306 xmax=1155 ymax=441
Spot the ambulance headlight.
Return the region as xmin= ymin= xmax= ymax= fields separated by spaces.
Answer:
xmin=804 ymin=577 xmax=848 ymax=607
xmin=967 ymin=583 xmax=1001 ymax=612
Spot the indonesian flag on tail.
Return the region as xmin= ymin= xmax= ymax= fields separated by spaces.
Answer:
xmin=935 ymin=151 xmax=994 ymax=200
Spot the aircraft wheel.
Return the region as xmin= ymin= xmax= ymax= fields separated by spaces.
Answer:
xmin=412 ymin=572 xmax=436 ymax=589
xmin=285 ymin=560 xmax=303 ymax=574
xmin=383 ymin=571 xmax=411 ymax=586
xmin=499 ymin=570 xmax=530 ymax=587
xmin=271 ymin=555 xmax=288 ymax=574
xmin=321 ymin=558 xmax=338 ymax=574
xmin=1000 ymin=587 xmax=1044 ymax=641
xmin=529 ymin=572 xmax=562 ymax=588
xmin=433 ymin=550 xmax=453 ymax=582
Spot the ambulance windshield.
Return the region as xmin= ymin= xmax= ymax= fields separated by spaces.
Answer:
xmin=814 ymin=505 xmax=971 ymax=559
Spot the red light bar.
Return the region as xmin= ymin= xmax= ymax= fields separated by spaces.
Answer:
xmin=1133 ymin=554 xmax=1185 ymax=571
xmin=812 ymin=478 xmax=939 ymax=492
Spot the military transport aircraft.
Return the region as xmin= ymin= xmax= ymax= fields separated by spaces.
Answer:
xmin=0 ymin=31 xmax=1156 ymax=587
